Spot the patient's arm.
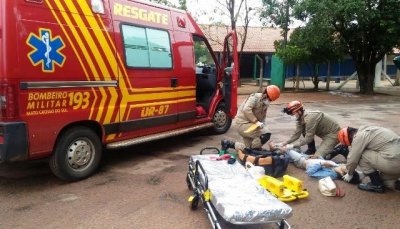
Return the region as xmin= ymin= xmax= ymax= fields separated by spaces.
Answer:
xmin=268 ymin=141 xmax=285 ymax=153
xmin=321 ymin=160 xmax=338 ymax=168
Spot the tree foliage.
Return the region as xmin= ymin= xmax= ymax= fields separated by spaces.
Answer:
xmin=273 ymin=13 xmax=346 ymax=89
xmin=193 ymin=0 xmax=254 ymax=83
xmin=295 ymin=0 xmax=400 ymax=94
xmin=147 ymin=0 xmax=187 ymax=10
xmin=260 ymin=0 xmax=297 ymax=28
xmin=275 ymin=42 xmax=310 ymax=65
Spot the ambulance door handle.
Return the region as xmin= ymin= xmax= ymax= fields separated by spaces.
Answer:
xmin=171 ymin=78 xmax=178 ymax=88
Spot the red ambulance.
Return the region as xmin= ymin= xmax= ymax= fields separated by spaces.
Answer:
xmin=0 ymin=0 xmax=238 ymax=180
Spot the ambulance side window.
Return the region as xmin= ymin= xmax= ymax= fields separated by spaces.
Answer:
xmin=193 ymin=36 xmax=215 ymax=73
xmin=122 ymin=24 xmax=172 ymax=68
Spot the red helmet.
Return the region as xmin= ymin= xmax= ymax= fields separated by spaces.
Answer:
xmin=338 ymin=127 xmax=351 ymax=146
xmin=265 ymin=85 xmax=280 ymax=101
xmin=284 ymin=100 xmax=303 ymax=115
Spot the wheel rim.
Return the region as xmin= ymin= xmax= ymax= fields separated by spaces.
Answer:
xmin=67 ymin=138 xmax=94 ymax=170
xmin=213 ymin=109 xmax=227 ymax=129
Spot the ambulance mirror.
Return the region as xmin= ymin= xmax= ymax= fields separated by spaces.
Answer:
xmin=224 ymin=67 xmax=232 ymax=76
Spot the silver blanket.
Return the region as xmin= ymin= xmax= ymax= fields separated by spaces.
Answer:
xmin=191 ymin=154 xmax=293 ymax=224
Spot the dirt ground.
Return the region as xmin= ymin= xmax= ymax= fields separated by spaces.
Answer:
xmin=1 ymin=90 xmax=400 ymax=229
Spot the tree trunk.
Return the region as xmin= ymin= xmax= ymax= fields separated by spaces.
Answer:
xmin=229 ymin=0 xmax=236 ymax=30
xmin=395 ymin=69 xmax=400 ymax=86
xmin=355 ymin=61 xmax=375 ymax=94
xmin=312 ymin=63 xmax=319 ymax=90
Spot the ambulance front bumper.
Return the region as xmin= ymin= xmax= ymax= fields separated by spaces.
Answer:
xmin=0 ymin=122 xmax=29 ymax=162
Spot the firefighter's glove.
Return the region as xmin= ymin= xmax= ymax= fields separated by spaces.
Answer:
xmin=256 ymin=121 xmax=264 ymax=128
xmin=342 ymin=173 xmax=353 ymax=182
xmin=274 ymin=142 xmax=284 ymax=148
xmin=285 ymin=144 xmax=294 ymax=150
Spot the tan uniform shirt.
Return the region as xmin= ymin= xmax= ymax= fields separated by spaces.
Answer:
xmin=286 ymin=110 xmax=340 ymax=156
xmin=235 ymin=93 xmax=268 ymax=125
xmin=346 ymin=126 xmax=400 ymax=175
xmin=287 ymin=110 xmax=340 ymax=146
xmin=235 ymin=93 xmax=269 ymax=148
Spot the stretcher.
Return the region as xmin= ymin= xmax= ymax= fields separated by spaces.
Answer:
xmin=186 ymin=147 xmax=292 ymax=229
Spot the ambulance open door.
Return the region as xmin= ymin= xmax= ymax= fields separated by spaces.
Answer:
xmin=221 ymin=31 xmax=239 ymax=118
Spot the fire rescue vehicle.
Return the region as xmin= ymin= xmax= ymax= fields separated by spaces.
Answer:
xmin=0 ymin=0 xmax=239 ymax=180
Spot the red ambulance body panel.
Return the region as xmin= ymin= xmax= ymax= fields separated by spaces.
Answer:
xmin=0 ymin=0 xmax=238 ymax=180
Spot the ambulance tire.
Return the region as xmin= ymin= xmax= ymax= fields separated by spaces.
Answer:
xmin=49 ymin=127 xmax=102 ymax=181
xmin=211 ymin=102 xmax=232 ymax=134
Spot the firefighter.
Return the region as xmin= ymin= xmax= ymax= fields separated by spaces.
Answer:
xmin=278 ymin=101 xmax=341 ymax=158
xmin=339 ymin=126 xmax=400 ymax=193
xmin=235 ymin=85 xmax=280 ymax=149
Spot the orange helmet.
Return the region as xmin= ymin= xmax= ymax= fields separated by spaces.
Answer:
xmin=284 ymin=100 xmax=303 ymax=115
xmin=338 ymin=127 xmax=350 ymax=146
xmin=338 ymin=127 xmax=351 ymax=146
xmin=265 ymin=85 xmax=280 ymax=101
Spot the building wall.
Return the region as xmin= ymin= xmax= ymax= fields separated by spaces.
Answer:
xmin=235 ymin=53 xmax=398 ymax=80
xmin=285 ymin=58 xmax=356 ymax=78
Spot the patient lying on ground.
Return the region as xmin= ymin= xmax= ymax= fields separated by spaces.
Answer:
xmin=269 ymin=142 xmax=363 ymax=182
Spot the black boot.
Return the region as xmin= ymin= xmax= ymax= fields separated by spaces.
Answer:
xmin=304 ymin=140 xmax=316 ymax=155
xmin=260 ymin=133 xmax=271 ymax=145
xmin=221 ymin=139 xmax=235 ymax=151
xmin=358 ymin=171 xmax=385 ymax=193
xmin=348 ymin=172 xmax=361 ymax=184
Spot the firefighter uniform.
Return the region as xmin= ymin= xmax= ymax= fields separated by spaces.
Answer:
xmin=236 ymin=93 xmax=269 ymax=148
xmin=286 ymin=110 xmax=340 ymax=157
xmin=346 ymin=126 xmax=400 ymax=189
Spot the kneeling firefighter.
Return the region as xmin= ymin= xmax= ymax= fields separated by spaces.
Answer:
xmin=339 ymin=126 xmax=400 ymax=193
xmin=235 ymin=85 xmax=280 ymax=150
xmin=280 ymin=101 xmax=341 ymax=158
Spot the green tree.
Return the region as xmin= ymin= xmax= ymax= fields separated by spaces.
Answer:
xmin=194 ymin=42 xmax=213 ymax=65
xmin=274 ymin=40 xmax=310 ymax=90
xmin=275 ymin=20 xmax=345 ymax=90
xmin=295 ymin=0 xmax=400 ymax=94
xmin=147 ymin=0 xmax=187 ymax=9
xmin=193 ymin=0 xmax=253 ymax=84
xmin=178 ymin=0 xmax=187 ymax=10
xmin=274 ymin=40 xmax=309 ymax=65
xmin=261 ymin=0 xmax=297 ymax=43
xmin=289 ymin=23 xmax=345 ymax=89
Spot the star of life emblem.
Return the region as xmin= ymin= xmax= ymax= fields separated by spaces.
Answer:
xmin=26 ymin=28 xmax=66 ymax=72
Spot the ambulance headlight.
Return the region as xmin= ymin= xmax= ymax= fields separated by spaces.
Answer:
xmin=91 ymin=0 xmax=105 ymax=14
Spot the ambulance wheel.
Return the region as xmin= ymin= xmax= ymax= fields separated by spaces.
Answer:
xmin=211 ymin=102 xmax=232 ymax=134
xmin=49 ymin=127 xmax=102 ymax=181
xmin=190 ymin=195 xmax=200 ymax=210
xmin=186 ymin=174 xmax=193 ymax=190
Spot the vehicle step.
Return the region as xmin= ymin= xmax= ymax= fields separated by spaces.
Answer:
xmin=106 ymin=123 xmax=214 ymax=149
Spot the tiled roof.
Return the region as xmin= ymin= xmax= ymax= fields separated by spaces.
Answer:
xmin=200 ymin=25 xmax=286 ymax=53
xmin=201 ymin=25 xmax=400 ymax=55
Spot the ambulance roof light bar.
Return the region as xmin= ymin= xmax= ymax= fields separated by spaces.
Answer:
xmin=91 ymin=0 xmax=105 ymax=14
